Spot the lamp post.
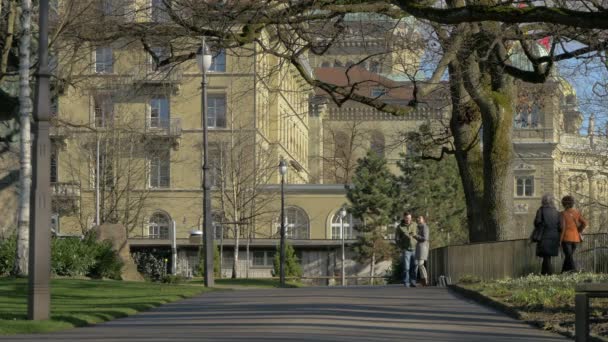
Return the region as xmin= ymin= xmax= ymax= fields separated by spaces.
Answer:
xmin=196 ymin=38 xmax=214 ymax=287
xmin=28 ymin=0 xmax=51 ymax=320
xmin=339 ymin=206 xmax=347 ymax=287
xmin=278 ymin=159 xmax=288 ymax=287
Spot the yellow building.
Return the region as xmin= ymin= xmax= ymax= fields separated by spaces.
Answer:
xmin=2 ymin=6 xmax=604 ymax=280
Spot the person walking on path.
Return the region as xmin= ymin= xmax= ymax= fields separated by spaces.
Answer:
xmin=395 ymin=212 xmax=418 ymax=287
xmin=532 ymin=194 xmax=562 ymax=275
xmin=560 ymin=195 xmax=588 ymax=273
xmin=414 ymin=215 xmax=430 ymax=286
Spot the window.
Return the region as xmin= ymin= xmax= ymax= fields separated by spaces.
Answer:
xmin=149 ymin=97 xmax=170 ymax=128
xmin=252 ymin=251 xmax=275 ymax=267
xmin=208 ymin=145 xmax=223 ymax=187
xmin=279 ymin=206 xmax=309 ymax=239
xmin=371 ymin=87 xmax=387 ymax=97
xmin=213 ymin=212 xmax=226 ymax=239
xmin=370 ymin=61 xmax=380 ymax=73
xmin=51 ymin=213 xmax=60 ymax=234
xmin=50 ymin=148 xmax=58 ymax=183
xmin=151 ymin=0 xmax=170 ymax=22
xmin=516 ymin=176 xmax=534 ymax=197
xmin=207 ymin=94 xmax=226 ymax=128
xmin=95 ymin=47 xmax=113 ymax=74
xmin=148 ymin=211 xmax=171 ymax=239
xmin=149 ymin=46 xmax=170 ymax=70
xmin=94 ymin=95 xmax=113 ymax=127
xmin=331 ymin=210 xmax=359 ymax=240
xmin=209 ymin=50 xmax=226 ymax=72
xmin=370 ymin=131 xmax=385 ymax=157
xmin=96 ymin=152 xmax=114 ymax=188
xmin=149 ymin=149 xmax=170 ymax=188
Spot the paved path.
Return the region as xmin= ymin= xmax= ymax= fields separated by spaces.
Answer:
xmin=4 ymin=286 xmax=568 ymax=342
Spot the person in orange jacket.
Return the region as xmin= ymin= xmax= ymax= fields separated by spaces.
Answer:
xmin=560 ymin=195 xmax=588 ymax=273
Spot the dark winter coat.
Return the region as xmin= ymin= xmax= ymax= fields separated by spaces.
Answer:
xmin=533 ymin=205 xmax=562 ymax=257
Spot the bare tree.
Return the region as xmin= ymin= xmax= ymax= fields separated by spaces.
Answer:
xmin=14 ymin=0 xmax=32 ymax=276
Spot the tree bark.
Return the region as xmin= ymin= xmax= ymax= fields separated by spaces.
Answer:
xmin=14 ymin=0 xmax=32 ymax=277
xmin=461 ymin=30 xmax=515 ymax=241
xmin=447 ymin=62 xmax=485 ymax=242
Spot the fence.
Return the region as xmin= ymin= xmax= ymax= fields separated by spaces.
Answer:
xmin=428 ymin=233 xmax=608 ymax=285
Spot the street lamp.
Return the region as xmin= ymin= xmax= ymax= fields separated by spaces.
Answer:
xmin=28 ymin=0 xmax=51 ymax=320
xmin=196 ymin=38 xmax=214 ymax=287
xmin=339 ymin=206 xmax=347 ymax=287
xmin=278 ymin=159 xmax=288 ymax=287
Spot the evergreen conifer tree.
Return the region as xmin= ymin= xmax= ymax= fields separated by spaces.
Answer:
xmin=273 ymin=241 xmax=302 ymax=279
xmin=347 ymin=150 xmax=400 ymax=284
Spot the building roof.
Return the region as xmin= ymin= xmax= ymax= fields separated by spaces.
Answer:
xmin=314 ymin=66 xmax=414 ymax=101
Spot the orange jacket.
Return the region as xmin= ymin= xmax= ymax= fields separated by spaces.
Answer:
xmin=560 ymin=208 xmax=588 ymax=243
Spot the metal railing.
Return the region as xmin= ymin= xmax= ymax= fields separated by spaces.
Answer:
xmin=428 ymin=233 xmax=608 ymax=285
xmin=51 ymin=182 xmax=80 ymax=198
xmin=134 ymin=64 xmax=182 ymax=83
xmin=144 ymin=118 xmax=181 ymax=137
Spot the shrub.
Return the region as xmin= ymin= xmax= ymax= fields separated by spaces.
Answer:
xmin=0 ymin=235 xmax=16 ymax=276
xmin=459 ymin=274 xmax=482 ymax=284
xmin=132 ymin=248 xmax=169 ymax=281
xmin=51 ymin=232 xmax=123 ymax=279
xmin=273 ymin=241 xmax=302 ymax=279
xmin=386 ymin=252 xmax=404 ymax=284
xmin=161 ymin=274 xmax=185 ymax=284
xmin=194 ymin=244 xmax=221 ymax=278
xmin=89 ymin=240 xmax=123 ymax=279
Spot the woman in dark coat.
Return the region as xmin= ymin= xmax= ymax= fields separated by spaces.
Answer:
xmin=533 ymin=193 xmax=562 ymax=275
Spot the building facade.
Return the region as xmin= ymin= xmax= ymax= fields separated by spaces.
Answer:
xmin=1 ymin=6 xmax=605 ymax=280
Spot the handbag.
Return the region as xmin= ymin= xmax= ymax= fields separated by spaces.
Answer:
xmin=530 ymin=208 xmax=544 ymax=243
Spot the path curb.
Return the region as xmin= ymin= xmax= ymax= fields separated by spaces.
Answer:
xmin=448 ymin=284 xmax=608 ymax=342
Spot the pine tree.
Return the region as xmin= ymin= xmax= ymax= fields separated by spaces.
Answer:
xmin=346 ymin=151 xmax=400 ymax=284
xmin=273 ymin=241 xmax=302 ymax=279
xmin=397 ymin=154 xmax=468 ymax=247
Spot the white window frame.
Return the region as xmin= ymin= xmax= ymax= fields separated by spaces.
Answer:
xmin=279 ymin=206 xmax=310 ymax=239
xmin=516 ymin=176 xmax=534 ymax=197
xmin=148 ymin=212 xmax=171 ymax=239
xmin=331 ymin=212 xmax=357 ymax=240
xmin=149 ymin=150 xmax=170 ymax=188
xmin=207 ymin=94 xmax=226 ymax=128
xmin=209 ymin=50 xmax=226 ymax=72
xmin=149 ymin=97 xmax=170 ymax=128
xmin=94 ymin=47 xmax=113 ymax=74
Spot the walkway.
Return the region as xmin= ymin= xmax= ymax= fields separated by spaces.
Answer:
xmin=4 ymin=286 xmax=568 ymax=341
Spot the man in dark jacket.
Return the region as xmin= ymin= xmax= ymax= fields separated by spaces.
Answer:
xmin=533 ymin=193 xmax=562 ymax=275
xmin=395 ymin=212 xmax=418 ymax=287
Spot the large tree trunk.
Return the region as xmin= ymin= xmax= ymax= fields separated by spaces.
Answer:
xmin=448 ymin=63 xmax=485 ymax=242
xmin=14 ymin=0 xmax=32 ymax=277
xmin=461 ymin=32 xmax=515 ymax=241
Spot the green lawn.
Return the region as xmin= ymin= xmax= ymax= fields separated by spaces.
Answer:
xmin=0 ymin=277 xmax=212 ymax=335
xmin=458 ymin=273 xmax=608 ymax=338
xmin=189 ymin=277 xmax=303 ymax=288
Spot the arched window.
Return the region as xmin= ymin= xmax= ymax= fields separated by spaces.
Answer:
xmin=334 ymin=131 xmax=349 ymax=160
xmin=330 ymin=210 xmax=360 ymax=239
xmin=149 ymin=211 xmax=171 ymax=239
xmin=370 ymin=61 xmax=381 ymax=73
xmin=278 ymin=206 xmax=309 ymax=239
xmin=370 ymin=131 xmax=385 ymax=157
xmin=321 ymin=61 xmax=331 ymax=68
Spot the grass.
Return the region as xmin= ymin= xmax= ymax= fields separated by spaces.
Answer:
xmin=458 ymin=273 xmax=608 ymax=339
xmin=188 ymin=277 xmax=304 ymax=288
xmin=0 ymin=277 xmax=213 ymax=335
